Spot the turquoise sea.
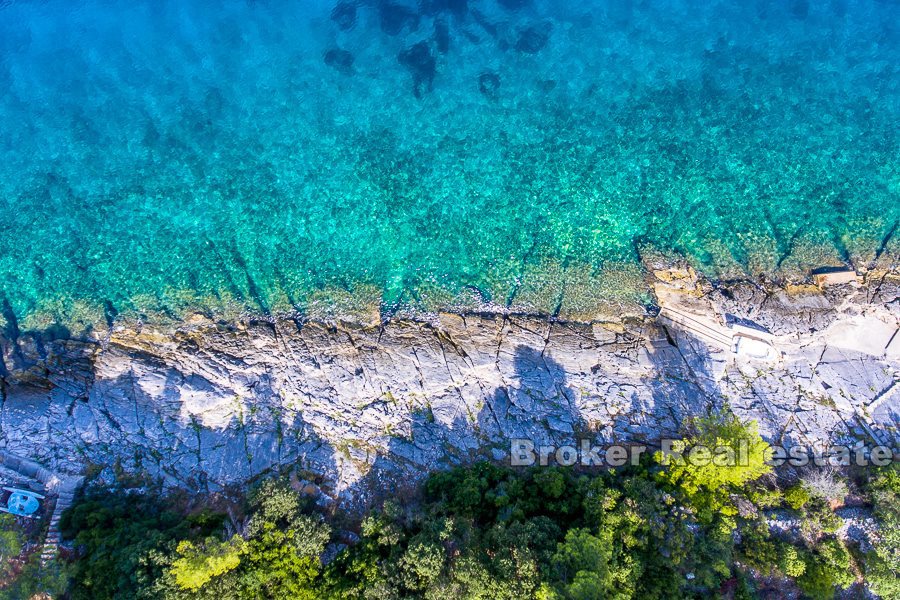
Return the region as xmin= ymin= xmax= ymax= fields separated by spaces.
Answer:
xmin=0 ymin=0 xmax=897 ymax=328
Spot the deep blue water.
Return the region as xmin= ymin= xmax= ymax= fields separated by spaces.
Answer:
xmin=0 ymin=0 xmax=898 ymax=327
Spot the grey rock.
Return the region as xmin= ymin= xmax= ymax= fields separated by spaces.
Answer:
xmin=0 ymin=278 xmax=897 ymax=508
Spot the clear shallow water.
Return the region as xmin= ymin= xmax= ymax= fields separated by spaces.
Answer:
xmin=0 ymin=0 xmax=897 ymax=328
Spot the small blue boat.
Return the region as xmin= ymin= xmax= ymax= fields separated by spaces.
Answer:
xmin=0 ymin=487 xmax=44 ymax=518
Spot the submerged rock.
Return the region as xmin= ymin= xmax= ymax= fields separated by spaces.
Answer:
xmin=538 ymin=79 xmax=557 ymax=92
xmin=379 ymin=1 xmax=420 ymax=36
xmin=478 ymin=71 xmax=500 ymax=99
xmin=515 ymin=21 xmax=553 ymax=54
xmin=434 ymin=19 xmax=450 ymax=55
xmin=498 ymin=0 xmax=531 ymax=11
xmin=330 ymin=1 xmax=358 ymax=31
xmin=471 ymin=8 xmax=498 ymax=39
xmin=324 ymin=48 xmax=355 ymax=74
xmin=398 ymin=41 xmax=436 ymax=98
xmin=790 ymin=0 xmax=810 ymax=19
xmin=420 ymin=0 xmax=468 ymax=18
xmin=460 ymin=27 xmax=481 ymax=45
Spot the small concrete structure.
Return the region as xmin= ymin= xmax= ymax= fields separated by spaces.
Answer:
xmin=729 ymin=322 xmax=774 ymax=342
xmin=658 ymin=306 xmax=733 ymax=350
xmin=729 ymin=320 xmax=779 ymax=362
xmin=733 ymin=335 xmax=780 ymax=361
xmin=657 ymin=296 xmax=781 ymax=362
xmin=812 ymin=268 xmax=860 ymax=288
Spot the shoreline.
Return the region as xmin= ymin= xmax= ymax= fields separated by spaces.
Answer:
xmin=1 ymin=267 xmax=897 ymax=508
xmin=5 ymin=256 xmax=897 ymax=338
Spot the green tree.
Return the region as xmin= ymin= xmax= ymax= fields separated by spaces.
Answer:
xmin=399 ymin=539 xmax=445 ymax=591
xmin=783 ymin=484 xmax=810 ymax=510
xmin=60 ymin=491 xmax=192 ymax=600
xmin=549 ymin=528 xmax=628 ymax=600
xmin=656 ymin=411 xmax=771 ymax=519
xmin=0 ymin=556 xmax=69 ymax=600
xmin=797 ymin=538 xmax=854 ymax=599
xmin=863 ymin=463 xmax=900 ymax=599
xmin=777 ymin=543 xmax=806 ymax=578
xmin=237 ymin=522 xmax=321 ymax=599
xmin=737 ymin=518 xmax=779 ymax=575
xmin=164 ymin=479 xmax=331 ymax=599
xmin=170 ymin=535 xmax=246 ymax=591
xmin=0 ymin=513 xmax=23 ymax=575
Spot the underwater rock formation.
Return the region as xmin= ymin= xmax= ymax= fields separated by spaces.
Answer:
xmin=515 ymin=21 xmax=553 ymax=54
xmin=478 ymin=71 xmax=500 ymax=99
xmin=379 ymin=1 xmax=420 ymax=36
xmin=324 ymin=49 xmax=355 ymax=74
xmin=434 ymin=18 xmax=450 ymax=55
xmin=420 ymin=0 xmax=468 ymax=19
xmin=498 ymin=0 xmax=531 ymax=11
xmin=791 ymin=0 xmax=810 ymax=20
xmin=330 ymin=1 xmax=358 ymax=31
xmin=398 ymin=41 xmax=436 ymax=98
xmin=470 ymin=8 xmax=498 ymax=39
xmin=459 ymin=27 xmax=481 ymax=44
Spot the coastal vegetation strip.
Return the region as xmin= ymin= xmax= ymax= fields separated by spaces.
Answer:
xmin=2 ymin=413 xmax=896 ymax=599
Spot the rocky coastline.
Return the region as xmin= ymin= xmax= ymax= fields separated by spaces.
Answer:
xmin=1 ymin=268 xmax=897 ymax=509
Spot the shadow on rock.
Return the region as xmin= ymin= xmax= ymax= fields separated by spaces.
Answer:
xmin=2 ymin=352 xmax=340 ymax=499
xmin=357 ymin=344 xmax=587 ymax=510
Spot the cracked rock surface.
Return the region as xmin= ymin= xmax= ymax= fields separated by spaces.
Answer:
xmin=1 ymin=276 xmax=897 ymax=507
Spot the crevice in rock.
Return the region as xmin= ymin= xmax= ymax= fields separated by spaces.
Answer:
xmin=661 ymin=324 xmax=678 ymax=348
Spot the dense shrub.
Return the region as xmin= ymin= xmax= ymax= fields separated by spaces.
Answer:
xmin=862 ymin=463 xmax=899 ymax=599
xmin=796 ymin=538 xmax=854 ymax=599
xmin=3 ymin=412 xmax=881 ymax=599
xmin=59 ymin=491 xmax=192 ymax=600
xmin=655 ymin=412 xmax=771 ymax=521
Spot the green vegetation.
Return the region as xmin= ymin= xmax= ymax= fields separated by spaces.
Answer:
xmin=0 ymin=556 xmax=69 ymax=600
xmin=0 ymin=512 xmax=69 ymax=600
xmin=656 ymin=412 xmax=772 ymax=521
xmin=59 ymin=490 xmax=195 ymax=599
xmin=1 ymin=413 xmax=892 ymax=599
xmin=796 ymin=538 xmax=854 ymax=600
xmin=861 ymin=463 xmax=900 ymax=599
xmin=169 ymin=536 xmax=246 ymax=591
xmin=0 ymin=515 xmax=22 ymax=577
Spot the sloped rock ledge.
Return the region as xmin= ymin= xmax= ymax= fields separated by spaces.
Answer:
xmin=0 ymin=273 xmax=897 ymax=508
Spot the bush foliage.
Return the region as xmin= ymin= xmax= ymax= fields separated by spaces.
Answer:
xmin=3 ymin=412 xmax=887 ymax=599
